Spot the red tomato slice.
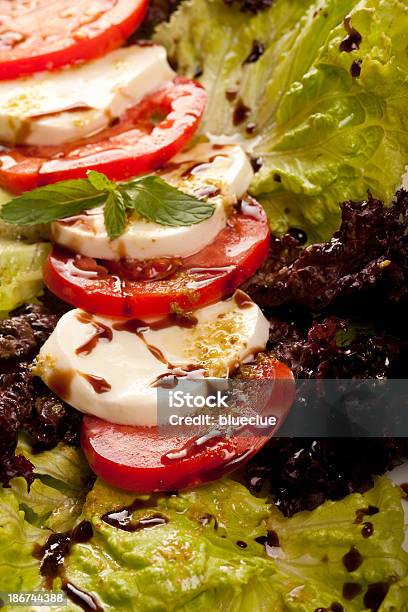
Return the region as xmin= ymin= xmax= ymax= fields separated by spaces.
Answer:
xmin=81 ymin=358 xmax=295 ymax=492
xmin=0 ymin=77 xmax=207 ymax=194
xmin=44 ymin=198 xmax=270 ymax=317
xmin=0 ymin=0 xmax=148 ymax=80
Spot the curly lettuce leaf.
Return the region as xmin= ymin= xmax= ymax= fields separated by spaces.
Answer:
xmin=49 ymin=476 xmax=408 ymax=611
xmin=0 ymin=443 xmax=90 ymax=598
xmin=12 ymin=439 xmax=92 ymax=533
xmin=0 ymin=487 xmax=45 ymax=593
xmin=0 ymin=238 xmax=50 ymax=312
xmin=0 ymin=460 xmax=406 ymax=611
xmin=155 ymin=0 xmax=408 ymax=241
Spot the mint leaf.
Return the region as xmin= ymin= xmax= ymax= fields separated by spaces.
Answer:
xmin=0 ymin=180 xmax=106 ymax=225
xmin=0 ymin=173 xmax=215 ymax=238
xmin=104 ymin=191 xmax=127 ymax=240
xmin=126 ymin=175 xmax=215 ymax=226
xmin=87 ymin=170 xmax=117 ymax=193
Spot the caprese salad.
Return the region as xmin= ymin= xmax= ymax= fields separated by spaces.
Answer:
xmin=0 ymin=7 xmax=293 ymax=494
xmin=0 ymin=1 xmax=407 ymax=611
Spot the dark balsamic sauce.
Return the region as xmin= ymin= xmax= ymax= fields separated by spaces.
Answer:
xmin=254 ymin=528 xmax=280 ymax=548
xmin=100 ymin=495 xmax=172 ymax=533
xmin=246 ymin=122 xmax=257 ymax=135
xmin=75 ymin=312 xmax=113 ymax=356
xmin=47 ymin=368 xmax=74 ymax=401
xmin=236 ymin=540 xmax=247 ymax=548
xmin=243 ymin=40 xmax=265 ymax=64
xmin=234 ymin=289 xmax=253 ymax=309
xmin=350 ymin=59 xmax=362 ymax=77
xmin=400 ymin=483 xmax=408 ymax=500
xmin=62 ymin=582 xmax=103 ymax=612
xmin=113 ymin=312 xmax=197 ymax=335
xmin=361 ymin=521 xmax=374 ymax=538
xmin=339 ymin=15 xmax=362 ymax=52
xmin=266 ymin=529 xmax=280 ymax=547
xmin=113 ymin=313 xmax=199 ymax=372
xmin=80 ymin=373 xmax=111 ymax=394
xmin=288 ymin=227 xmax=307 ymax=245
xmin=101 ymin=509 xmax=168 ymax=533
xmin=250 ymin=156 xmax=263 ymax=172
xmin=342 ymin=546 xmax=363 ymax=572
xmin=151 ymin=373 xmax=179 ymax=389
xmin=342 ymin=582 xmax=362 ymax=600
xmin=73 ymin=257 xmax=108 ymax=277
xmin=363 ymin=581 xmax=392 ymax=611
xmin=225 ymin=88 xmax=238 ymax=102
xmin=105 ymin=257 xmax=183 ymax=283
xmin=33 ymin=521 xmax=93 ymax=588
xmin=233 ymin=99 xmax=251 ymax=126
xmin=354 ymin=505 xmax=379 ymax=524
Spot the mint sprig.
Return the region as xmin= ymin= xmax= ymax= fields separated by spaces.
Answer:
xmin=0 ymin=171 xmax=215 ymax=240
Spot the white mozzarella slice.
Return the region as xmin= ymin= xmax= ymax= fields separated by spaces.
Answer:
xmin=51 ymin=143 xmax=254 ymax=261
xmin=0 ymin=45 xmax=174 ymax=146
xmin=35 ymin=292 xmax=269 ymax=426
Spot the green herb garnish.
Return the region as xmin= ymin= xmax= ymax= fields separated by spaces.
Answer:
xmin=0 ymin=171 xmax=215 ymax=240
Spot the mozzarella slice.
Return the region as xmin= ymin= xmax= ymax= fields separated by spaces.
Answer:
xmin=51 ymin=143 xmax=254 ymax=261
xmin=0 ymin=45 xmax=174 ymax=146
xmin=35 ymin=292 xmax=269 ymax=426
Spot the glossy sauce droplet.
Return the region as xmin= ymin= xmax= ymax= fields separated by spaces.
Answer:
xmin=342 ymin=546 xmax=363 ymax=572
xmin=361 ymin=521 xmax=374 ymax=538
xmin=343 ymin=582 xmax=363 ymax=600
xmin=350 ymin=59 xmax=362 ymax=77
xmin=80 ymin=373 xmax=111 ymax=394
xmin=243 ymin=40 xmax=265 ymax=64
xmin=233 ymin=99 xmax=251 ymax=126
xmin=363 ymin=581 xmax=391 ymax=612
xmin=76 ymin=313 xmax=113 ymax=356
xmin=354 ymin=506 xmax=379 ymax=524
xmin=339 ymin=15 xmax=362 ymax=52
xmin=101 ymin=510 xmax=168 ymax=533
xmin=33 ymin=521 xmax=93 ymax=588
xmin=234 ymin=289 xmax=253 ymax=309
xmin=62 ymin=581 xmax=103 ymax=612
xmin=288 ymin=227 xmax=307 ymax=245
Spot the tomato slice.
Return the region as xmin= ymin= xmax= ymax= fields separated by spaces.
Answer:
xmin=0 ymin=77 xmax=207 ymax=194
xmin=0 ymin=0 xmax=148 ymax=80
xmin=81 ymin=358 xmax=295 ymax=492
xmin=44 ymin=199 xmax=270 ymax=317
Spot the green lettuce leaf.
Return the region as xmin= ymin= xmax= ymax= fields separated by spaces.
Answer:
xmin=51 ymin=476 xmax=408 ymax=611
xmin=0 ymin=439 xmax=406 ymax=611
xmin=0 ymin=443 xmax=91 ymax=598
xmin=0 ymin=487 xmax=45 ymax=594
xmin=155 ymin=0 xmax=408 ymax=241
xmin=12 ymin=439 xmax=92 ymax=533
xmin=0 ymin=238 xmax=50 ymax=312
